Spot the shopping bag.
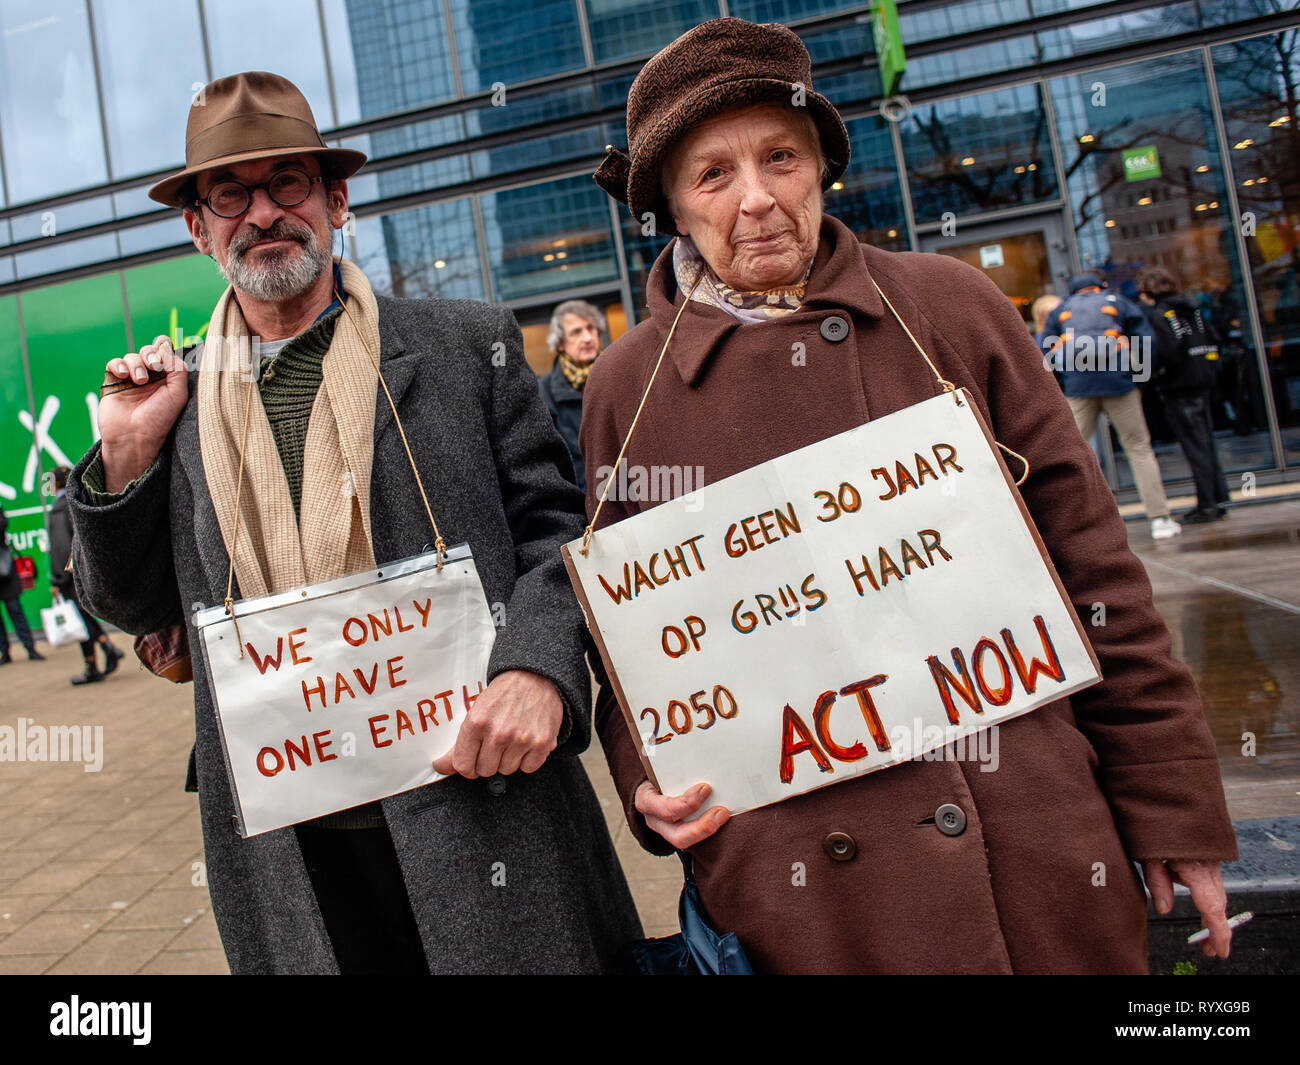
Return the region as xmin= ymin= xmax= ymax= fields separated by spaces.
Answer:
xmin=42 ymin=593 xmax=90 ymax=648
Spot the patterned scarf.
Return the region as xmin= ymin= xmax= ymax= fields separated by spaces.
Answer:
xmin=672 ymin=236 xmax=812 ymax=323
xmin=557 ymin=351 xmax=592 ymax=391
xmin=197 ymin=257 xmax=379 ymax=600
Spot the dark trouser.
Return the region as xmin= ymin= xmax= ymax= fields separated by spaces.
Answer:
xmin=0 ymin=597 xmax=36 ymax=655
xmin=70 ymin=599 xmax=105 ymax=660
xmin=294 ymin=823 xmax=428 ymax=974
xmin=1163 ymin=390 xmax=1229 ymax=512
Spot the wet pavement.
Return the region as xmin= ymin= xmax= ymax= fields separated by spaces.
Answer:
xmin=1127 ymin=498 xmax=1300 ymax=820
xmin=0 ymin=495 xmax=1295 ymax=973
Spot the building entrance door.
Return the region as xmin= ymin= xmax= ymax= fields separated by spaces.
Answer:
xmin=919 ymin=212 xmax=1074 ymax=328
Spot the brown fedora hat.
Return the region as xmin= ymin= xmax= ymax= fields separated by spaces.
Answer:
xmin=594 ymin=17 xmax=850 ymax=237
xmin=148 ymin=71 xmax=367 ymax=208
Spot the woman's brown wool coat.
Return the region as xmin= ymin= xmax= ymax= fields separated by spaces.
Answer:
xmin=580 ymin=216 xmax=1238 ymax=975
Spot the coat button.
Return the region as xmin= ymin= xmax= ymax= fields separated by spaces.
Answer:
xmin=935 ymin=803 xmax=966 ymax=836
xmin=487 ymin=775 xmax=508 ymax=797
xmin=820 ymin=315 xmax=849 ymax=342
xmin=822 ymin=831 xmax=857 ymax=861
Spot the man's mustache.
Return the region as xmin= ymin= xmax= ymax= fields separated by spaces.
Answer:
xmin=229 ymin=221 xmax=314 ymax=258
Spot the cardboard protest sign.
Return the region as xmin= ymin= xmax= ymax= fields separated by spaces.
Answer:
xmin=564 ymin=390 xmax=1101 ymax=818
xmin=195 ymin=546 xmax=495 ymax=837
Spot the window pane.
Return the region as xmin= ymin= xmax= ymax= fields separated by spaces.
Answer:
xmin=9 ymin=196 xmax=114 ymax=243
xmin=1050 ymin=50 xmax=1277 ymax=480
xmin=91 ymin=0 xmax=207 ymax=179
xmin=827 ymin=114 xmax=908 ymax=251
xmin=728 ymin=0 xmax=858 ymax=20
xmin=583 ymin=0 xmax=718 ymax=64
xmin=901 ymin=83 xmax=1058 ymax=222
xmin=329 ymin=0 xmax=455 ymax=121
xmin=900 ymin=0 xmax=1030 ymax=40
xmin=1038 ymin=3 xmax=1199 ymax=63
xmin=15 ymin=232 xmax=119 ymax=281
xmin=351 ymin=198 xmax=484 ymax=301
xmin=0 ymin=0 xmax=108 ymax=203
xmin=204 ymin=0 xmax=335 ymax=127
xmin=452 ymin=0 xmax=584 ymax=94
xmin=1215 ymin=31 xmax=1300 ymax=463
xmin=480 ymin=174 xmax=618 ymax=301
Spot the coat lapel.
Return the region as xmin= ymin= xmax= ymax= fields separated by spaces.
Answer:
xmin=372 ymin=297 xmax=418 ymax=445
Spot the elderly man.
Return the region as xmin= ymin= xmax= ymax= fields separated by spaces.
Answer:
xmin=538 ymin=299 xmax=607 ymax=490
xmin=67 ymin=71 xmax=639 ymax=974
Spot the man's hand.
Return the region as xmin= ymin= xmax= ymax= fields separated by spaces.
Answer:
xmin=432 ymin=669 xmax=563 ymax=778
xmin=635 ymin=780 xmax=730 ymax=849
xmin=99 ymin=336 xmax=190 ymax=493
xmin=1141 ymin=859 xmax=1231 ymax=957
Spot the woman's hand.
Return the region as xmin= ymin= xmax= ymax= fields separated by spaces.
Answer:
xmin=1141 ymin=859 xmax=1232 ymax=957
xmin=634 ymin=780 xmax=730 ymax=849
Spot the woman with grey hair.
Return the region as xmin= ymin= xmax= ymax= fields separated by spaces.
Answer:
xmin=538 ymin=298 xmax=607 ymax=489
xmin=582 ymin=16 xmax=1235 ymax=973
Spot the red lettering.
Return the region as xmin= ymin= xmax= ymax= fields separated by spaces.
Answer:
xmin=840 ymin=674 xmax=892 ymax=752
xmin=395 ymin=709 xmax=415 ymax=740
xmin=368 ymin=609 xmax=393 ymax=640
xmin=284 ymin=734 xmax=312 ymax=771
xmin=811 ymin=690 xmax=867 ymax=762
xmin=778 ymin=704 xmax=834 ymax=784
xmin=354 ymin=663 xmax=380 ymax=695
xmin=312 ymin=730 xmax=337 ymax=763
xmin=302 ymin=675 xmax=327 ymax=712
xmin=287 ymin=627 xmax=312 ymax=665
xmin=973 ymin=637 xmax=1013 ymax=706
xmin=256 ymin=747 xmax=284 ymax=777
xmin=387 ymin=655 xmax=406 ymax=688
xmin=724 ymin=523 xmax=747 ymax=558
xmin=342 ymin=617 xmax=368 ymax=646
xmin=368 ymin=714 xmax=392 ymax=748
xmin=244 ymin=637 xmax=284 ymax=675
xmin=462 ymin=682 xmax=484 ymax=714
xmin=871 ymin=466 xmax=898 ymax=500
xmin=1001 ymin=615 xmax=1066 ymax=694
xmin=417 ymin=698 xmax=440 ymax=729
xmin=334 ymin=671 xmax=356 ymax=702
xmin=393 ymin=606 xmax=414 ymax=633
xmin=598 ymin=564 xmax=635 ymax=605
xmin=927 ymin=651 xmax=983 ymax=725
xmin=412 ymin=597 xmax=433 ymax=627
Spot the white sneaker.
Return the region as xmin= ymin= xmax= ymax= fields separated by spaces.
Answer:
xmin=1150 ymin=517 xmax=1182 ymax=540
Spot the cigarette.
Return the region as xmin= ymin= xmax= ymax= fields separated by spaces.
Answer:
xmin=1187 ymin=910 xmax=1252 ymax=944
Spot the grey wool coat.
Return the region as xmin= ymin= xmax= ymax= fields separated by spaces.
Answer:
xmin=67 ymin=294 xmax=642 ymax=974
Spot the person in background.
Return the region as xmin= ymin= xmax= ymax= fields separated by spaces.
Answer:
xmin=47 ymin=465 xmax=124 ymax=685
xmin=1137 ymin=266 xmax=1230 ymax=525
xmin=1042 ymin=273 xmax=1180 ymax=540
xmin=538 ymin=299 xmax=606 ymax=490
xmin=0 ymin=505 xmax=45 ymax=664
xmin=1032 ymin=293 xmax=1061 ymax=343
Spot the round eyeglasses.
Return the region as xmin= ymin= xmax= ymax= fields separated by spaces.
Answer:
xmin=196 ymin=168 xmax=323 ymax=219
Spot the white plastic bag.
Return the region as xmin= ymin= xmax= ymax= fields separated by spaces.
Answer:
xmin=42 ymin=592 xmax=89 ymax=648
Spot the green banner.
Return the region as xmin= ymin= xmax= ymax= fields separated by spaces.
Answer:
xmin=1 ymin=253 xmax=225 ymax=638
xmin=873 ymin=0 xmax=907 ymax=97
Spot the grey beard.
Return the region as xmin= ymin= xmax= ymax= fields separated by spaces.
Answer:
xmin=218 ymin=223 xmax=331 ymax=302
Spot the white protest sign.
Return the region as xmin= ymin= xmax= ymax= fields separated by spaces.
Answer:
xmin=195 ymin=546 xmax=495 ymax=837
xmin=564 ymin=390 xmax=1101 ymax=818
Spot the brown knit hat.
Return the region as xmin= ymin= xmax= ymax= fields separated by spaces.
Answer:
xmin=594 ymin=17 xmax=850 ymax=237
xmin=149 ymin=72 xmax=367 ymax=208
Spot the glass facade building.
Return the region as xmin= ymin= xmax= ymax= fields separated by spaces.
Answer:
xmin=2 ymin=0 xmax=1299 ymax=627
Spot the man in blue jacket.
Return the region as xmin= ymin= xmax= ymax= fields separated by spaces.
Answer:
xmin=1042 ymin=273 xmax=1180 ymax=540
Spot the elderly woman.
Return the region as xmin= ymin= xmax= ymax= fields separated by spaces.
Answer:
xmin=583 ymin=17 xmax=1236 ymax=974
xmin=538 ymin=299 xmax=607 ymax=490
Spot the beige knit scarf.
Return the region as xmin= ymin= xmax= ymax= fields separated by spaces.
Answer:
xmin=198 ymin=257 xmax=379 ymax=600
